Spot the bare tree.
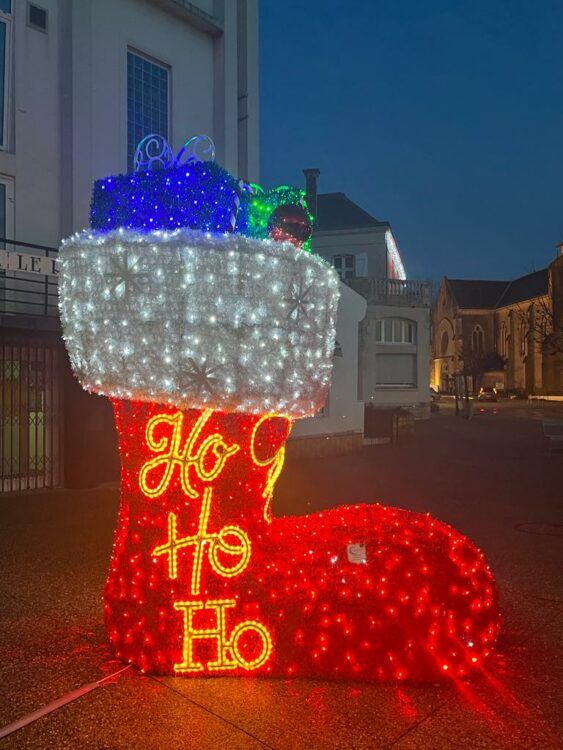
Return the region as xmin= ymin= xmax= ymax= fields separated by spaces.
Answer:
xmin=514 ymin=298 xmax=563 ymax=357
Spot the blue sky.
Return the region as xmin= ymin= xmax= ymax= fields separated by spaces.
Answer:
xmin=260 ymin=0 xmax=563 ymax=282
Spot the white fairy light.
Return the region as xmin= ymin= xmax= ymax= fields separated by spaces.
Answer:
xmin=385 ymin=229 xmax=407 ymax=281
xmin=59 ymin=228 xmax=340 ymax=418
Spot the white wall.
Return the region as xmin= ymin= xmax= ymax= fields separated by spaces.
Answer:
xmin=0 ymin=0 xmax=259 ymax=246
xmin=313 ymin=227 xmax=389 ymax=279
xmin=364 ymin=304 xmax=430 ymax=414
xmin=291 ymin=281 xmax=366 ymax=439
xmin=9 ymin=0 xmax=61 ymax=247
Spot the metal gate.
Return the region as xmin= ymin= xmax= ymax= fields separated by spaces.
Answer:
xmin=364 ymin=405 xmax=396 ymax=440
xmin=0 ymin=336 xmax=63 ymax=491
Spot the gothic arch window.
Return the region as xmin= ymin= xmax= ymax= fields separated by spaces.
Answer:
xmin=440 ymin=330 xmax=449 ymax=355
xmin=520 ymin=316 xmax=529 ymax=358
xmin=499 ymin=322 xmax=508 ymax=358
xmin=472 ymin=325 xmax=484 ymax=355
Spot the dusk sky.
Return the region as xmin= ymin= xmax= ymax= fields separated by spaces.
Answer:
xmin=260 ymin=0 xmax=563 ymax=284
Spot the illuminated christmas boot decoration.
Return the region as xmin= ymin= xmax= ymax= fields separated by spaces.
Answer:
xmin=103 ymin=401 xmax=498 ymax=680
xmin=59 ymin=135 xmax=500 ymax=680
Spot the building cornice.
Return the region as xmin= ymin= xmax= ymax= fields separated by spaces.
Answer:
xmin=149 ymin=0 xmax=224 ymax=37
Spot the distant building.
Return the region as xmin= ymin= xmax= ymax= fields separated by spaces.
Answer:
xmin=0 ymin=0 xmax=259 ymax=492
xmin=310 ymin=190 xmax=407 ymax=281
xmin=304 ymin=172 xmax=432 ymax=422
xmin=432 ymin=251 xmax=563 ymax=396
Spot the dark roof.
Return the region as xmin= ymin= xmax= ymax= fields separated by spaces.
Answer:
xmin=496 ymin=269 xmax=548 ymax=307
xmin=447 ymin=269 xmax=549 ymax=310
xmin=446 ymin=279 xmax=509 ymax=308
xmin=315 ymin=193 xmax=389 ymax=231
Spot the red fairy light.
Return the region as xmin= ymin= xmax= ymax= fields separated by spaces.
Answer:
xmin=105 ymin=400 xmax=500 ymax=680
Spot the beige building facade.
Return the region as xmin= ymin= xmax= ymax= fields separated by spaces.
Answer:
xmin=432 ymin=252 xmax=563 ymax=396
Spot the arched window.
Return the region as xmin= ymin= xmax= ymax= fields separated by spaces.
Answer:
xmin=520 ymin=319 xmax=529 ymax=358
xmin=440 ymin=330 xmax=449 ymax=355
xmin=499 ymin=322 xmax=508 ymax=358
xmin=472 ymin=325 xmax=484 ymax=355
xmin=375 ymin=318 xmax=416 ymax=344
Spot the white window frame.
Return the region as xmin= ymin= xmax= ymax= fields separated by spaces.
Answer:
xmin=375 ymin=317 xmax=416 ymax=345
xmin=0 ymin=5 xmax=13 ymax=151
xmin=332 ymin=254 xmax=355 ymax=281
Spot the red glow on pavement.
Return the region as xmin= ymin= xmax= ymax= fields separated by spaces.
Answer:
xmin=395 ymin=688 xmax=419 ymax=721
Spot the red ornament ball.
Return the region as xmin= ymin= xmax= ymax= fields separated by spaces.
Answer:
xmin=268 ymin=204 xmax=312 ymax=248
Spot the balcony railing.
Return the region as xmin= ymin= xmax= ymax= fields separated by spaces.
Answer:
xmin=0 ymin=238 xmax=59 ymax=319
xmin=348 ymin=277 xmax=431 ymax=307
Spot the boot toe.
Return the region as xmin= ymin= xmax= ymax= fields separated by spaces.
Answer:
xmin=266 ymin=504 xmax=500 ymax=681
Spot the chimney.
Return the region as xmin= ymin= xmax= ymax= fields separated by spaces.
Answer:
xmin=303 ymin=168 xmax=320 ymax=223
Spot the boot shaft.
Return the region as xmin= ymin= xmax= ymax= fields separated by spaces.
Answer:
xmin=113 ymin=400 xmax=291 ymax=528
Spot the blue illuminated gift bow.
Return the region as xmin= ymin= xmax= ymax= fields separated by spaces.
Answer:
xmin=90 ymin=134 xmax=254 ymax=235
xmin=133 ymin=134 xmax=217 ymax=172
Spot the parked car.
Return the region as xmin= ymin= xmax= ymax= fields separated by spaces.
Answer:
xmin=478 ymin=386 xmax=497 ymax=402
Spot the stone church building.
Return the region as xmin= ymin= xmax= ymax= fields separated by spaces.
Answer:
xmin=431 ymin=250 xmax=563 ymax=397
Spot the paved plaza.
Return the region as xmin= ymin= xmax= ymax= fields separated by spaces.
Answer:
xmin=1 ymin=400 xmax=562 ymax=749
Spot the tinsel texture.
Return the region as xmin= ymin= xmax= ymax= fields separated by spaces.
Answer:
xmin=59 ymin=228 xmax=340 ymax=417
xmin=243 ymin=185 xmax=314 ymax=252
xmin=90 ymin=161 xmax=249 ymax=235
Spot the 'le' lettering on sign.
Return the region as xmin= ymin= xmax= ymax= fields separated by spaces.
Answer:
xmin=0 ymin=250 xmax=59 ymax=276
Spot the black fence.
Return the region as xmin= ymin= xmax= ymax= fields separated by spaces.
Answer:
xmin=364 ymin=405 xmax=415 ymax=442
xmin=0 ymin=335 xmax=64 ymax=491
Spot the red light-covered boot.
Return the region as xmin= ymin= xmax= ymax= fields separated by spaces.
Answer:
xmin=103 ymin=400 xmax=499 ymax=680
